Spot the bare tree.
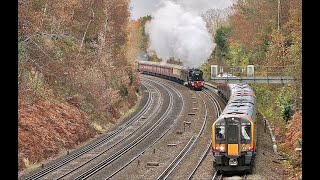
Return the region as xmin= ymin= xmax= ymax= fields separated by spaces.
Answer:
xmin=201 ymin=8 xmax=232 ymax=34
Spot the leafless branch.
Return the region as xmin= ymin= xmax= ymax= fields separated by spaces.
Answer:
xmin=29 ymin=38 xmax=54 ymax=61
xmin=77 ymin=0 xmax=95 ymax=58
xmin=40 ymin=1 xmax=48 ymax=28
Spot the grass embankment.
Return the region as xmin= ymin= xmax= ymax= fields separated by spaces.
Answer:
xmin=18 ymin=91 xmax=143 ymax=174
xmin=91 ymin=91 xmax=143 ymax=134
xmin=251 ymin=84 xmax=302 ymax=179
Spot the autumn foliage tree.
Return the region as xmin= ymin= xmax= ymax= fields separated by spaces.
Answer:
xmin=18 ymin=0 xmax=140 ymax=172
xmin=212 ymin=0 xmax=302 ymax=178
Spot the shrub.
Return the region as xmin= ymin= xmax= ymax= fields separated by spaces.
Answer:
xmin=23 ymin=69 xmax=47 ymax=99
xmin=276 ymin=84 xmax=296 ymax=123
xmin=119 ymin=84 xmax=128 ymax=97
xmin=281 ymin=104 xmax=292 ymax=123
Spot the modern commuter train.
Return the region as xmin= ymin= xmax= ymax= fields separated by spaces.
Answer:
xmin=212 ymin=83 xmax=257 ymax=173
xmin=136 ymin=60 xmax=204 ymax=90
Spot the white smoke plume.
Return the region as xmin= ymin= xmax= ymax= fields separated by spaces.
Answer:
xmin=145 ymin=0 xmax=217 ymax=68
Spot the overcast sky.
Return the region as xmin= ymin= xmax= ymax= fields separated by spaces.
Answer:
xmin=129 ymin=0 xmax=235 ymax=20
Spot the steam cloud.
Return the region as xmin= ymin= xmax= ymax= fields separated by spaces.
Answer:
xmin=145 ymin=0 xmax=216 ymax=68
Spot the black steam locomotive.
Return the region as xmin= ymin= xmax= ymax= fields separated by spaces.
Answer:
xmin=136 ymin=61 xmax=204 ymax=90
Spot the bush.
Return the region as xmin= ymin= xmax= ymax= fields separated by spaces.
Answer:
xmin=281 ymin=105 xmax=292 ymax=123
xmin=23 ymin=69 xmax=47 ymax=99
xmin=296 ymin=138 xmax=302 ymax=148
xmin=119 ymin=84 xmax=128 ymax=97
xmin=276 ymin=84 xmax=296 ymax=123
xmin=18 ymin=41 xmax=26 ymax=62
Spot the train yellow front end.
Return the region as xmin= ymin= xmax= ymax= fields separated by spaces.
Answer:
xmin=212 ymin=115 xmax=256 ymax=172
xmin=212 ymin=83 xmax=257 ymax=173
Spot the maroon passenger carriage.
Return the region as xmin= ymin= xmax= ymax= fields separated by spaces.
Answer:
xmin=136 ymin=60 xmax=204 ymax=90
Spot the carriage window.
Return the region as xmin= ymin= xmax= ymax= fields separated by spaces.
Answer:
xmin=215 ymin=125 xmax=225 ymax=140
xmin=241 ymin=124 xmax=251 ymax=143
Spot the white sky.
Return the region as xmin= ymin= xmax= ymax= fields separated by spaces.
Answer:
xmin=129 ymin=0 xmax=235 ymax=20
xmin=129 ymin=0 xmax=161 ymax=20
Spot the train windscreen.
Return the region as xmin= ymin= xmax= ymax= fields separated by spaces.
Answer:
xmin=241 ymin=123 xmax=251 ymax=144
xmin=227 ymin=124 xmax=239 ymax=144
xmin=215 ymin=125 xmax=225 ymax=140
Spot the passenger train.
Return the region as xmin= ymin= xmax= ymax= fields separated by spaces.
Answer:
xmin=136 ymin=60 xmax=257 ymax=173
xmin=136 ymin=60 xmax=204 ymax=90
xmin=212 ymin=83 xmax=257 ymax=173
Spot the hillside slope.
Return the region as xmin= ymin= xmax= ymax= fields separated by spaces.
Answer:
xmin=18 ymin=0 xmax=140 ymax=173
xmin=18 ymin=99 xmax=96 ymax=171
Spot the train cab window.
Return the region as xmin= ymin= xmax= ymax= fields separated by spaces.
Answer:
xmin=227 ymin=124 xmax=239 ymax=144
xmin=241 ymin=124 xmax=251 ymax=143
xmin=215 ymin=125 xmax=225 ymax=140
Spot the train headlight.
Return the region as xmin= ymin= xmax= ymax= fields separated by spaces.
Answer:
xmin=242 ymin=145 xmax=246 ymax=150
xmin=216 ymin=146 xmax=225 ymax=152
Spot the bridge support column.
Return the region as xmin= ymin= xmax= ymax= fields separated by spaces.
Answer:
xmin=211 ymin=65 xmax=218 ymax=78
xmin=247 ymin=65 xmax=254 ymax=77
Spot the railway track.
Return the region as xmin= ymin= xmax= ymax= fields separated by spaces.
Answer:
xmin=21 ymin=77 xmax=232 ymax=180
xmin=156 ymin=90 xmax=209 ymax=180
xmin=53 ymin=80 xmax=164 ymax=179
xmin=21 ymin=83 xmax=155 ymax=180
xmin=212 ymin=170 xmax=223 ymax=180
xmin=212 ymin=172 xmax=247 ymax=180
xmin=157 ymin=136 xmax=196 ymax=180
xmin=243 ymin=174 xmax=247 ymax=180
xmin=22 ymin=80 xmax=171 ymax=180
xmin=187 ymin=143 xmax=212 ymax=180
xmin=202 ymin=89 xmax=223 ymax=117
xmin=186 ymin=89 xmax=224 ymax=180
xmin=74 ymin=77 xmax=182 ymax=179
xmin=204 ymin=84 xmax=227 ymax=105
xmin=103 ymin=76 xmax=186 ymax=179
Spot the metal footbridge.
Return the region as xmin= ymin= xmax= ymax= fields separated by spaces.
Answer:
xmin=210 ymin=65 xmax=297 ymax=84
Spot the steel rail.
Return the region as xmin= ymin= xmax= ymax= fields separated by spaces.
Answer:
xmin=212 ymin=170 xmax=223 ymax=180
xmin=156 ymin=136 xmax=196 ymax=180
xmin=74 ymin=78 xmax=175 ymax=180
xmin=242 ymin=173 xmax=247 ymax=180
xmin=203 ymin=89 xmax=223 ymax=116
xmin=156 ymin=90 xmax=209 ymax=180
xmin=204 ymin=84 xmax=228 ymax=105
xmin=22 ymin=83 xmax=153 ymax=180
xmin=186 ymin=143 xmax=212 ymax=180
xmin=103 ymin=76 xmax=186 ymax=180
xmin=187 ymin=89 xmax=224 ymax=180
xmin=55 ymin=80 xmax=162 ymax=179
